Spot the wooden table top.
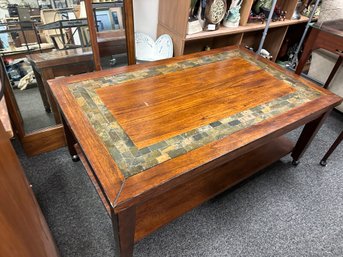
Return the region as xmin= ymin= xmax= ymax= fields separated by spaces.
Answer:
xmin=0 ymin=43 xmax=54 ymax=58
xmin=97 ymin=30 xmax=126 ymax=43
xmin=313 ymin=19 xmax=343 ymax=37
xmin=27 ymin=47 xmax=93 ymax=69
xmin=49 ymin=46 xmax=342 ymax=210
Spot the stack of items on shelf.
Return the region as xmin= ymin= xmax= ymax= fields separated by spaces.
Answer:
xmin=301 ymin=0 xmax=321 ymax=18
xmin=158 ymin=0 xmax=318 ymax=58
xmin=249 ymin=0 xmax=286 ymax=24
xmin=187 ymin=0 xmax=288 ymax=35
xmin=187 ymin=0 xmax=243 ymax=34
xmin=275 ymin=0 xmax=322 ymax=68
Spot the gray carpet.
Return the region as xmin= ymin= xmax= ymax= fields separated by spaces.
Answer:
xmin=13 ymin=86 xmax=56 ymax=133
xmin=14 ymin=110 xmax=343 ymax=257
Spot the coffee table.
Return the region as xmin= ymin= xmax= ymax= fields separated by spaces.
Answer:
xmin=49 ymin=46 xmax=342 ymax=257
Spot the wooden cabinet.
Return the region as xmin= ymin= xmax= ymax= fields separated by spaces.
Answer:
xmin=0 ymin=122 xmax=59 ymax=257
xmin=157 ymin=0 xmax=309 ymax=61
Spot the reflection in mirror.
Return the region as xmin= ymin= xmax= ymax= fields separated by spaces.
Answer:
xmin=91 ymin=1 xmax=129 ymax=68
xmin=0 ymin=3 xmax=97 ymax=134
xmin=0 ymin=1 xmax=130 ymax=135
xmin=2 ymin=57 xmax=56 ymax=133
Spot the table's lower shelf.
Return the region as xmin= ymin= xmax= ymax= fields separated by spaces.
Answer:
xmin=134 ymin=136 xmax=294 ymax=242
xmin=76 ymin=135 xmax=294 ymax=242
xmin=75 ymin=143 xmax=112 ymax=215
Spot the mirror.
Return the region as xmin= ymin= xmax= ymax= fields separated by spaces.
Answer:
xmin=1 ymin=6 xmax=93 ymax=133
xmin=0 ymin=0 xmax=135 ymax=155
xmin=92 ymin=1 xmax=129 ymax=68
xmin=5 ymin=57 xmax=57 ymax=133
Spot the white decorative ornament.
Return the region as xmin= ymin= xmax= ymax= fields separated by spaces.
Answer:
xmin=260 ymin=49 xmax=272 ymax=60
xmin=135 ymin=33 xmax=173 ymax=62
xmin=0 ymin=0 xmax=9 ymax=9
xmin=208 ymin=0 xmax=226 ymax=24
xmin=223 ymin=0 xmax=243 ymax=28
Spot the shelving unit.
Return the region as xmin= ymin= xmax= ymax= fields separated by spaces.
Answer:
xmin=0 ymin=20 xmax=45 ymax=56
xmin=157 ymin=0 xmax=310 ymax=61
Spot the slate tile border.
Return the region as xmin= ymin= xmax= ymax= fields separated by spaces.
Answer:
xmin=67 ymin=49 xmax=322 ymax=178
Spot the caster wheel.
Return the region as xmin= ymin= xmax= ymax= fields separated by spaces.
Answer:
xmin=45 ymin=107 xmax=51 ymax=113
xmin=320 ymin=160 xmax=327 ymax=167
xmin=72 ymin=155 xmax=80 ymax=162
xmin=292 ymin=160 xmax=300 ymax=166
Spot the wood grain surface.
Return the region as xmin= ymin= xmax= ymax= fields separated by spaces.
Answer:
xmin=97 ymin=57 xmax=294 ymax=148
xmin=22 ymin=125 xmax=66 ymax=156
xmin=0 ymin=122 xmax=59 ymax=257
xmin=134 ymin=136 xmax=294 ymax=242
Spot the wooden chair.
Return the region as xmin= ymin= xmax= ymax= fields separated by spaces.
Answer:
xmin=320 ymin=131 xmax=343 ymax=166
xmin=295 ymin=19 xmax=343 ymax=166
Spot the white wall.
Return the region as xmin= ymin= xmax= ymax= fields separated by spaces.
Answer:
xmin=133 ymin=0 xmax=159 ymax=40
xmin=317 ymin=0 xmax=343 ymax=24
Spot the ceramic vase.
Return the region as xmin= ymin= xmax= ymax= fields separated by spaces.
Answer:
xmin=223 ymin=0 xmax=243 ymax=28
xmin=292 ymin=0 xmax=302 ymax=20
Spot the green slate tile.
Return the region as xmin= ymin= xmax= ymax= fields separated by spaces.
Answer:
xmin=168 ymin=148 xmax=187 ymax=158
xmin=67 ymin=49 xmax=322 ymax=178
xmin=228 ymin=120 xmax=241 ymax=126
xmin=210 ymin=121 xmax=222 ymax=127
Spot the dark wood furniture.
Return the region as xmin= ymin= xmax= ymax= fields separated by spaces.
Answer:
xmin=97 ymin=30 xmax=127 ymax=58
xmin=0 ymin=65 xmax=12 ymax=138
xmin=295 ymin=19 xmax=343 ymax=75
xmin=0 ymin=121 xmax=60 ymax=257
xmin=0 ymin=97 xmax=13 ymax=138
xmin=49 ymin=46 xmax=342 ymax=257
xmin=27 ymin=47 xmax=94 ymax=123
xmin=295 ymin=19 xmax=343 ymax=166
xmin=320 ymin=131 xmax=343 ymax=166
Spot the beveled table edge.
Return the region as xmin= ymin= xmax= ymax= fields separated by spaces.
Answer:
xmin=48 ymin=45 xmax=343 ymax=212
xmin=26 ymin=48 xmax=93 ymax=69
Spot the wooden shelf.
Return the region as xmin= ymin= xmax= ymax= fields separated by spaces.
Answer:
xmin=186 ymin=16 xmax=309 ymax=41
xmin=157 ymin=0 xmax=308 ymax=59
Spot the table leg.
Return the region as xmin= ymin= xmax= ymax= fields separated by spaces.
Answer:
xmin=61 ymin=114 xmax=79 ymax=162
xmin=320 ymin=130 xmax=343 ymax=166
xmin=41 ymin=68 xmax=61 ymax=124
xmin=112 ymin=207 xmax=136 ymax=257
xmin=324 ymin=55 xmax=343 ymax=89
xmin=32 ymin=66 xmax=51 ymax=112
xmin=291 ymin=110 xmax=332 ymax=165
xmin=295 ymin=29 xmax=319 ymax=75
